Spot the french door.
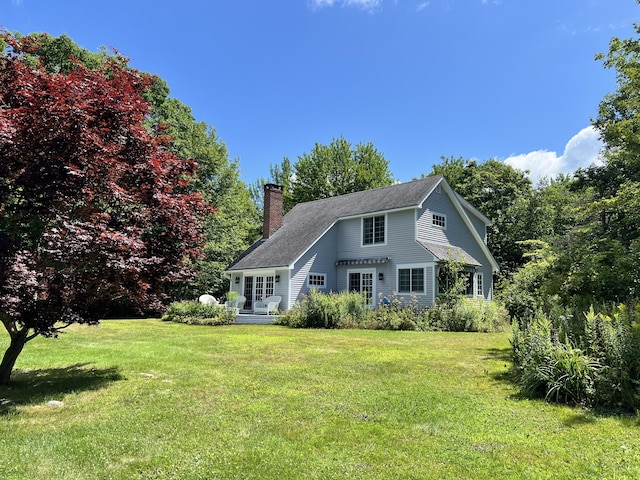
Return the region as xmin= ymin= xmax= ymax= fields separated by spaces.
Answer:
xmin=244 ymin=274 xmax=275 ymax=310
xmin=243 ymin=277 xmax=254 ymax=309
xmin=348 ymin=269 xmax=375 ymax=307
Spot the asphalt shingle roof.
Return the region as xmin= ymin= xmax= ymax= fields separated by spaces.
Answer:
xmin=227 ymin=176 xmax=444 ymax=271
xmin=418 ymin=241 xmax=482 ymax=266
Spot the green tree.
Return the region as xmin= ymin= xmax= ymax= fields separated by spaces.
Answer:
xmin=250 ymin=157 xmax=295 ymax=215
xmin=551 ymin=12 xmax=640 ymax=303
xmin=290 ymin=136 xmax=395 ymax=206
xmin=255 ymin=136 xmax=394 ymax=219
xmin=15 ymin=31 xmax=107 ymax=73
xmin=524 ymin=176 xmax=579 ymax=245
xmin=497 ymin=240 xmax=559 ymax=319
xmin=149 ymin=98 xmax=259 ymax=299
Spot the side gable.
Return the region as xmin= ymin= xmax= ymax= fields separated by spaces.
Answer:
xmin=440 ymin=181 xmax=498 ymax=271
xmin=417 ymin=179 xmax=499 ymax=273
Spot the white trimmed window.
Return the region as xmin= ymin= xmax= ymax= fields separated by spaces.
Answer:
xmin=363 ymin=215 xmax=385 ymax=245
xmin=432 ymin=212 xmax=446 ymax=229
xmin=476 ymin=273 xmax=483 ymax=297
xmin=308 ymin=273 xmax=326 ymax=289
xmin=397 ymin=264 xmax=426 ymax=294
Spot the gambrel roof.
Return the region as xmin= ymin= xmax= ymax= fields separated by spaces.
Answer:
xmin=227 ymin=175 xmax=497 ymax=272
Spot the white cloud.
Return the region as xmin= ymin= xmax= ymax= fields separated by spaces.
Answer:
xmin=309 ymin=0 xmax=383 ymax=12
xmin=310 ymin=0 xmax=336 ymax=8
xmin=504 ymin=126 xmax=604 ymax=184
xmin=417 ymin=2 xmax=430 ymax=12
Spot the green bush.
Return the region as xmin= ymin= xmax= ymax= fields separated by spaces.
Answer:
xmin=511 ymin=304 xmax=640 ymax=411
xmin=276 ymin=290 xmax=508 ymax=332
xmin=425 ymin=298 xmax=509 ymax=332
xmin=342 ymin=294 xmax=425 ymax=331
xmin=162 ymin=301 xmax=234 ymax=326
xmin=275 ymin=290 xmax=367 ymax=329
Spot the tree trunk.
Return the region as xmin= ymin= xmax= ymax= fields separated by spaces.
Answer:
xmin=0 ymin=329 xmax=29 ymax=386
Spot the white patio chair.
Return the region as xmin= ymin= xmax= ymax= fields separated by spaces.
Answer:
xmin=253 ymin=295 xmax=281 ymax=315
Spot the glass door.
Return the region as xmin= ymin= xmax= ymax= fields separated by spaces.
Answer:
xmin=348 ymin=269 xmax=375 ymax=307
xmin=247 ymin=275 xmax=275 ymax=310
xmin=243 ymin=276 xmax=253 ymax=309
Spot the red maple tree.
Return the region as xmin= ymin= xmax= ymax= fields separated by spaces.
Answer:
xmin=0 ymin=32 xmax=210 ymax=384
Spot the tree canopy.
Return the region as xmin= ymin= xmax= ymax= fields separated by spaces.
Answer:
xmin=257 ymin=136 xmax=395 ymax=214
xmin=550 ymin=16 xmax=640 ymax=303
xmin=292 ymin=136 xmax=394 ymax=203
xmin=14 ymin=30 xmax=261 ymax=301
xmin=0 ymin=32 xmax=210 ymax=384
xmin=149 ymin=96 xmax=259 ymax=299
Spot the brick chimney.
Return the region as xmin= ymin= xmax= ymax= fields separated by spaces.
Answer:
xmin=263 ymin=184 xmax=284 ymax=239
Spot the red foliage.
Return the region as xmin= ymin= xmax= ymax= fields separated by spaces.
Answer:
xmin=0 ymin=32 xmax=210 ymax=335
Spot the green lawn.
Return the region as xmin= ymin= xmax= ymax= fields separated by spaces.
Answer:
xmin=0 ymin=320 xmax=638 ymax=479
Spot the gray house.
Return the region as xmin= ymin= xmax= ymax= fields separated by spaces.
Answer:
xmin=225 ymin=176 xmax=498 ymax=312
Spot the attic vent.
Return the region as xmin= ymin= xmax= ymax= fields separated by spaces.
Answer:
xmin=435 ymin=185 xmax=441 ymax=194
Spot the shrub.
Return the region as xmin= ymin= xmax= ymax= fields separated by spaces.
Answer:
xmin=162 ymin=301 xmax=234 ymax=326
xmin=425 ymin=298 xmax=509 ymax=332
xmin=276 ymin=290 xmax=508 ymax=332
xmin=343 ymin=294 xmax=425 ymax=331
xmin=276 ymin=290 xmax=422 ymax=330
xmin=511 ymin=304 xmax=640 ymax=411
xmin=275 ymin=290 xmax=366 ymax=329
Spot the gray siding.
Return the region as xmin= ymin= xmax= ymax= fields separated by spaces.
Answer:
xmin=333 ymin=210 xmax=437 ymax=307
xmin=290 ymin=225 xmax=338 ymax=308
xmin=287 ymin=189 xmax=494 ymax=308
xmin=466 ymin=210 xmax=488 ymax=244
xmin=418 ymin=191 xmax=494 ymax=300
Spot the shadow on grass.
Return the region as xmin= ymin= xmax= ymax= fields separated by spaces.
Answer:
xmin=0 ymin=363 xmax=124 ymax=415
xmin=482 ymin=346 xmax=522 ymax=390
xmin=482 ymin=346 xmax=512 ymax=364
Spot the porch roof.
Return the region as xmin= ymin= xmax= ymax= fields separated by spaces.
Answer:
xmin=418 ymin=241 xmax=482 ymax=266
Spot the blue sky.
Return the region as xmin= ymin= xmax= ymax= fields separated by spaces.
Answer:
xmin=3 ymin=0 xmax=638 ymax=185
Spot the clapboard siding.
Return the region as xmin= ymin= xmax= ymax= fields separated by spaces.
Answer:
xmin=418 ymin=191 xmax=495 ymax=300
xmin=466 ymin=211 xmax=488 ymax=244
xmin=330 ymin=210 xmax=438 ymax=306
xmin=290 ymin=225 xmax=338 ymax=307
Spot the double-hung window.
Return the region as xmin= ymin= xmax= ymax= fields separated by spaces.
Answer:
xmin=398 ymin=265 xmax=425 ymax=294
xmin=363 ymin=215 xmax=385 ymax=245
xmin=476 ymin=273 xmax=483 ymax=297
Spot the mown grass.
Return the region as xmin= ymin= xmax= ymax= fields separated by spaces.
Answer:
xmin=0 ymin=320 xmax=639 ymax=479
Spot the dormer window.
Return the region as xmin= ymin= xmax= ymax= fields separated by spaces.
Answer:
xmin=363 ymin=215 xmax=385 ymax=245
xmin=432 ymin=212 xmax=446 ymax=229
